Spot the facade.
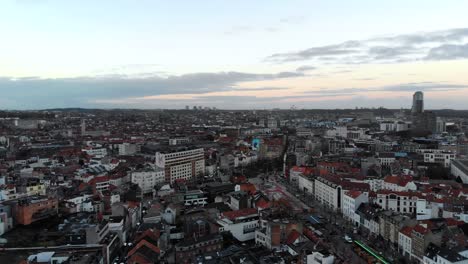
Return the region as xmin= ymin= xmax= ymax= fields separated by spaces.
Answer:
xmin=14 ymin=197 xmax=58 ymax=225
xmin=314 ymin=176 xmax=342 ymax=210
xmin=175 ymin=234 xmax=223 ymax=262
xmin=82 ymin=147 xmax=108 ymax=158
xmin=131 ymin=167 xmax=165 ymax=194
xmin=420 ymin=149 xmax=456 ymax=167
xmin=398 ymin=226 xmax=413 ymax=258
xmin=412 ymin=91 xmax=424 ymax=114
xmin=155 ymin=148 xmax=205 ymax=183
xmin=375 ymin=190 xmax=422 ymax=215
xmin=118 ymin=143 xmax=138 ymax=155
xmin=342 ymin=191 xmax=368 ymax=221
xmin=182 ymin=190 xmax=208 ymax=207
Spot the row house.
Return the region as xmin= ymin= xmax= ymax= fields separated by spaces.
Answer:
xmin=379 ymin=210 xmax=415 ymax=245
xmin=355 ymin=204 xmax=381 ymax=235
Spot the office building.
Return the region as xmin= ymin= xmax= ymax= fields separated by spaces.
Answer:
xmin=412 ymin=91 xmax=424 ymax=114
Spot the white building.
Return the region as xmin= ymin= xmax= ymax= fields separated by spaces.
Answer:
xmin=298 ymin=175 xmax=314 ymax=196
xmin=118 ymin=143 xmax=138 ymax=156
xmin=66 ymin=194 xmax=94 ymax=212
xmin=418 ymin=149 xmax=456 ymax=168
xmin=217 ymin=208 xmax=259 ymax=242
xmin=416 ymin=199 xmax=443 ymax=220
xmin=342 ymin=191 xmax=368 ymax=221
xmin=398 ymin=226 xmax=413 ymax=258
xmin=380 ymin=121 xmax=410 ymax=132
xmin=131 ymin=167 xmax=165 ymax=194
xmin=155 ymin=148 xmax=205 ymax=183
xmin=82 ymin=147 xmax=107 ymax=158
xmin=377 ymin=152 xmax=396 ymax=166
xmin=169 ymin=137 xmax=190 ymax=146
xmin=314 ymin=177 xmax=341 ymax=210
xmin=451 ymin=160 xmax=468 ymax=183
xmin=374 ymin=190 xmax=422 ymax=215
xmin=306 ymin=251 xmax=335 ymax=264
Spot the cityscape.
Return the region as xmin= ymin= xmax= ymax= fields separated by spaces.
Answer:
xmin=2 ymin=1 xmax=468 ymax=264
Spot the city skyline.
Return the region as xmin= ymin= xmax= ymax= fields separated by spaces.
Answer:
xmin=1 ymin=0 xmax=468 ymax=109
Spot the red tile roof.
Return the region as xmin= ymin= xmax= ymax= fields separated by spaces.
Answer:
xmin=222 ymin=208 xmax=258 ymax=221
xmin=400 ymin=226 xmax=414 ymax=237
xmin=413 ymin=224 xmax=429 ymax=235
xmin=240 ymin=183 xmax=257 ymax=195
xmin=127 ymin=239 xmax=160 ymax=258
xmin=345 ymin=190 xmax=363 ymax=199
xmin=285 ymin=229 xmax=301 ymax=245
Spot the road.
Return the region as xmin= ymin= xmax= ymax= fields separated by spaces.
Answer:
xmin=275 ymin=176 xmax=401 ymax=263
xmin=251 ymin=175 xmax=366 ymax=264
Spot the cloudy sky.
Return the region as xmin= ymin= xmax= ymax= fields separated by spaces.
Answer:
xmin=1 ymin=0 xmax=468 ymax=110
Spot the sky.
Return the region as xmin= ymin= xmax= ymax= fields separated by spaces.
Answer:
xmin=1 ymin=0 xmax=468 ymax=110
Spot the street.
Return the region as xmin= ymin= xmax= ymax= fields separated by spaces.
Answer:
xmin=274 ymin=176 xmax=401 ymax=263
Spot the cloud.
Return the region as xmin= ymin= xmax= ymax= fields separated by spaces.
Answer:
xmin=296 ymin=65 xmax=316 ymax=72
xmin=302 ymin=82 xmax=468 ymax=96
xmin=233 ymin=87 xmax=289 ymax=91
xmin=266 ymin=28 xmax=468 ymax=64
xmin=268 ymin=41 xmax=362 ymax=62
xmin=0 ymin=71 xmax=304 ymax=109
xmin=425 ymin=43 xmax=468 ymax=60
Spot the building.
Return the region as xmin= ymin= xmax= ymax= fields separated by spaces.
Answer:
xmin=175 ymin=234 xmax=223 ymax=262
xmin=342 ymin=190 xmax=368 ymax=222
xmin=118 ymin=142 xmax=139 ymax=156
xmin=375 ymin=190 xmax=422 ymax=215
xmin=314 ymin=176 xmax=369 ymax=211
xmin=423 ymin=243 xmax=468 ymax=264
xmin=306 ymin=250 xmax=335 ymax=264
xmin=14 ymin=197 xmax=58 ymax=225
xmin=436 ymin=117 xmax=446 ymax=134
xmin=181 ymin=190 xmax=208 ymax=207
xmin=131 ymin=166 xmax=165 ymax=194
xmin=169 ymin=137 xmax=190 ymax=146
xmin=379 ymin=211 xmax=414 ymax=245
xmin=412 ymin=111 xmax=437 ymax=134
xmin=155 ymin=148 xmax=205 ymax=183
xmin=398 ymin=226 xmax=413 ymax=258
xmin=255 ymin=218 xmax=303 ymax=250
xmin=451 ymin=160 xmax=468 ymax=183
xmin=82 ymin=146 xmax=108 ymax=158
xmin=420 ymin=149 xmax=456 ymax=167
xmin=412 ymin=91 xmax=424 ymax=114
xmin=217 ymin=208 xmax=259 ymax=241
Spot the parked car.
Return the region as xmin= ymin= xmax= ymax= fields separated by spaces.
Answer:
xmin=344 ymin=235 xmax=353 ymax=243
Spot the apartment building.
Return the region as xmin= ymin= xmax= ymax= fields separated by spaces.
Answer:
xmin=155 ymin=148 xmax=205 ymax=183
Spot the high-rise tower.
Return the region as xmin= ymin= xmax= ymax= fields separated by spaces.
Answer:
xmin=412 ymin=91 xmax=424 ymax=114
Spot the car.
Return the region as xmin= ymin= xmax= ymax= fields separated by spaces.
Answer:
xmin=344 ymin=235 xmax=353 ymax=243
